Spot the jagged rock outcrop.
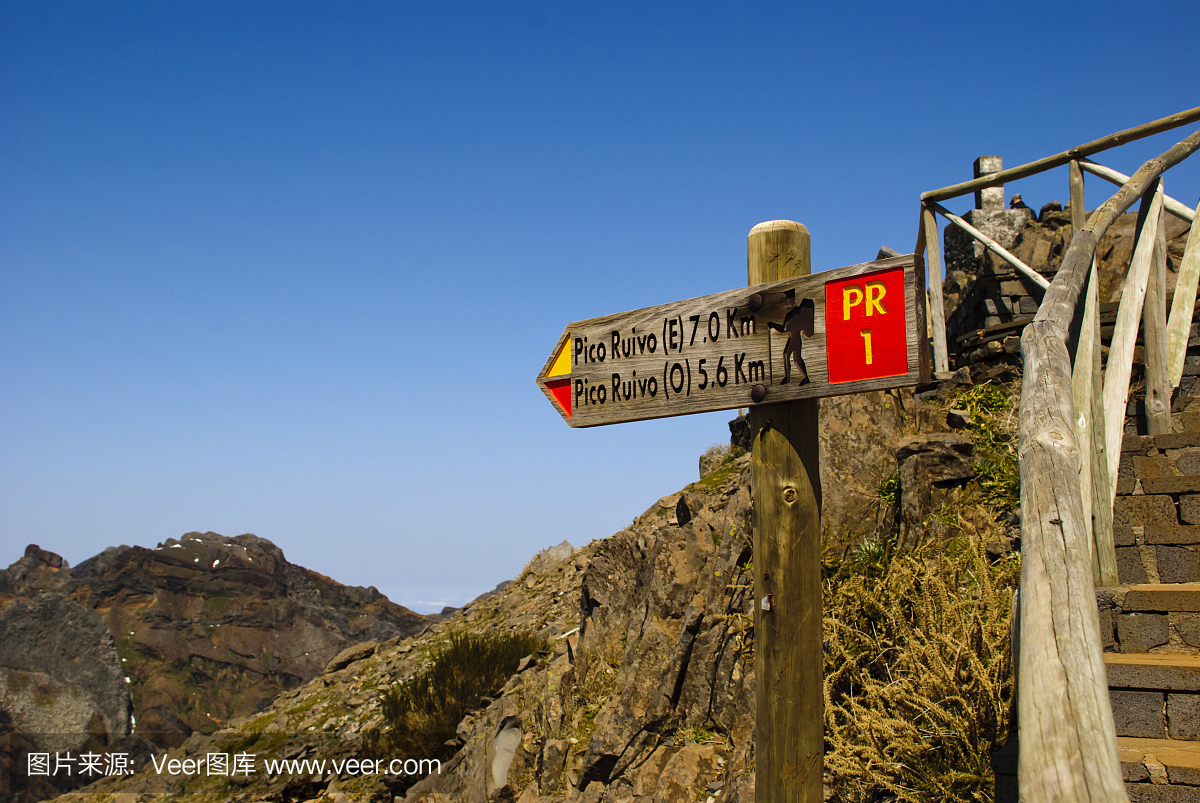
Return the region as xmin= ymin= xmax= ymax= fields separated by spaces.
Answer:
xmin=0 ymin=532 xmax=428 ymax=752
xmin=818 ymin=389 xmax=912 ymax=549
xmin=0 ymin=594 xmax=132 ymax=744
xmin=0 ymin=593 xmax=152 ymax=801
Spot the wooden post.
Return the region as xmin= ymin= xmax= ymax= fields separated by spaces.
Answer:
xmin=1167 ymin=199 xmax=1200 ymax=387
xmin=1103 ymin=181 xmax=1164 ymax=499
xmin=747 ymin=220 xmax=822 ymax=803
xmin=1069 ymin=161 xmax=1117 ymax=585
xmin=921 ymin=205 xmax=950 ymax=373
xmin=1143 ymin=182 xmax=1172 ymax=435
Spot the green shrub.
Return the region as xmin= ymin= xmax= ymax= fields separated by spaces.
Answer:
xmin=367 ymin=630 xmax=546 ymax=762
xmin=878 ymin=472 xmax=900 ymax=508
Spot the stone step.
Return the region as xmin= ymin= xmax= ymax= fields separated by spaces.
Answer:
xmin=1119 ymin=477 xmax=1200 ymax=495
xmin=1114 ymin=534 xmax=1200 ymax=585
xmin=1098 ymin=586 xmax=1200 ymax=653
xmin=1113 ymin=482 xmax=1200 ymax=534
xmin=1107 ymin=653 xmax=1200 ymax=691
xmin=1124 ymin=431 xmax=1200 ymax=454
xmin=1120 ymin=585 xmax=1200 ymax=614
xmin=1120 ymin=477 xmax=1200 ymax=495
xmin=1108 ymin=654 xmax=1200 ymax=740
xmin=1118 ymin=737 xmax=1200 ymax=800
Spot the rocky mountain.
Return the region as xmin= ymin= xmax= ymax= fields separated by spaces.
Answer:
xmin=41 ymin=448 xmax=759 ymax=803
xmin=39 ymin=369 xmax=1017 ymax=803
xmin=0 ymin=531 xmax=428 ymax=800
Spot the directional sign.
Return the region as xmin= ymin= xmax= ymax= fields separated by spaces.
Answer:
xmin=537 ymin=254 xmax=929 ymax=427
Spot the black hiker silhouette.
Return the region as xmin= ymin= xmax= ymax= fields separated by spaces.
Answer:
xmin=767 ymin=298 xmax=815 ymax=384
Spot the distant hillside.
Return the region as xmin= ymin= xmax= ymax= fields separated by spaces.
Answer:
xmin=0 ymin=531 xmax=428 ymax=799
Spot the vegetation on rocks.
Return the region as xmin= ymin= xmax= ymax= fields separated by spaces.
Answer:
xmin=822 ymin=380 xmax=1021 ymax=802
xmin=368 ymin=630 xmax=547 ymax=761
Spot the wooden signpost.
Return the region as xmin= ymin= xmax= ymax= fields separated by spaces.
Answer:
xmin=537 ymin=253 xmax=928 ymax=426
xmin=537 ymin=224 xmax=930 ymax=803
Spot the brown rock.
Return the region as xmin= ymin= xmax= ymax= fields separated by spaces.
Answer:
xmin=819 ymin=389 xmax=911 ymax=549
xmin=324 ymin=640 xmax=378 ymax=674
xmin=0 ymin=532 xmax=428 ymax=749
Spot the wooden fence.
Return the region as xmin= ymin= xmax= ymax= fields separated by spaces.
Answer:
xmin=915 ymin=108 xmax=1200 ymax=803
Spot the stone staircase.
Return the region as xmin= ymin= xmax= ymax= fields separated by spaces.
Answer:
xmin=992 ymin=393 xmax=1200 ymax=802
xmin=1101 ymin=400 xmax=1200 ymax=801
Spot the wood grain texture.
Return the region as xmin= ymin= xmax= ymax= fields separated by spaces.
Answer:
xmin=922 ymin=106 xmax=1200 ymax=202
xmin=930 ymin=201 xmax=1050 ymax=290
xmin=1167 ymin=199 xmax=1200 ymax=387
xmin=920 ymin=206 xmax=949 ymax=373
xmin=1103 ymin=183 xmax=1164 ymax=491
xmin=1071 ymin=261 xmax=1116 ymax=580
xmin=1070 ymin=160 xmax=1086 ymax=234
xmin=1143 ymin=192 xmax=1171 ymax=435
xmin=747 ymin=220 xmax=822 ymax=803
xmin=1079 ymin=159 xmax=1196 ymax=222
xmin=1079 ymin=262 xmax=1117 ymax=586
xmin=1016 ymin=128 xmax=1200 ymax=803
xmin=536 ymin=256 xmax=928 ymax=427
xmin=1068 ymin=160 xmax=1117 ymax=583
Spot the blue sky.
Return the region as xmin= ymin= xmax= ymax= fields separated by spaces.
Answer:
xmin=3 ymin=1 xmax=1199 ymax=613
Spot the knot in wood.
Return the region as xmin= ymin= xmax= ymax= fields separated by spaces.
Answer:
xmin=782 ymin=487 xmax=797 ymax=504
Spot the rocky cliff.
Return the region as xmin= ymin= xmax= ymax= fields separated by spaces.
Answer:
xmin=43 ymin=373 xmax=1018 ymax=803
xmin=0 ymin=531 xmax=429 ymax=768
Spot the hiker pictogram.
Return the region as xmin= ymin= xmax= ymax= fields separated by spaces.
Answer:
xmin=766 ymin=297 xmax=815 ymax=385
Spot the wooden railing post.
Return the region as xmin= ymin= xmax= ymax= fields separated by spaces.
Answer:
xmin=1016 ymin=128 xmax=1200 ymax=803
xmin=1168 ymin=199 xmax=1200 ymax=387
xmin=922 ymin=107 xmax=1200 ymax=204
xmin=1069 ymin=161 xmax=1118 ymax=585
xmin=747 ymin=220 xmax=822 ymax=803
xmin=1144 ymin=182 xmax=1172 ymax=434
xmin=1103 ymin=181 xmax=1166 ymax=503
xmin=920 ymin=204 xmax=950 ymax=373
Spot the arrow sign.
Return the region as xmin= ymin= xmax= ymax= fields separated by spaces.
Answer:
xmin=537 ymin=254 xmax=930 ymax=427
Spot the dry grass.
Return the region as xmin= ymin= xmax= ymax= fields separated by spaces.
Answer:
xmin=821 ymin=381 xmax=1021 ymax=802
xmin=823 ymin=528 xmax=1017 ymax=802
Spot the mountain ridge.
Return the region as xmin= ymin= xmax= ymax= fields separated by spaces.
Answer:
xmin=0 ymin=529 xmax=429 ymax=800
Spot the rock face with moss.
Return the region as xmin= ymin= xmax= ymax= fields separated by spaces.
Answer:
xmin=0 ymin=531 xmax=429 ymax=754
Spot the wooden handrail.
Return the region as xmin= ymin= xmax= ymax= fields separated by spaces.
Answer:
xmin=927 ymin=201 xmax=1050 ymax=290
xmin=1079 ymin=160 xmax=1196 ymax=222
xmin=1017 ymin=128 xmax=1200 ymax=803
xmin=1168 ymin=200 xmax=1200 ymax=386
xmin=921 ymin=106 xmax=1200 ymax=203
xmin=1102 ymin=183 xmax=1166 ymax=495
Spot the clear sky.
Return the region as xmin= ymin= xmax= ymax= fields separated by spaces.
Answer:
xmin=3 ymin=1 xmax=1198 ymax=613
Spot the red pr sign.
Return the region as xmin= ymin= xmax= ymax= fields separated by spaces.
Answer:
xmin=824 ymin=267 xmax=909 ymax=384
